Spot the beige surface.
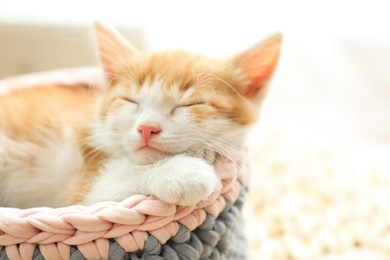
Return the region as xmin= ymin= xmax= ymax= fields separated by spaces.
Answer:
xmin=244 ymin=35 xmax=390 ymax=259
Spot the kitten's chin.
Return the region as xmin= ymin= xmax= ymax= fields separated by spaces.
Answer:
xmin=133 ymin=146 xmax=173 ymax=165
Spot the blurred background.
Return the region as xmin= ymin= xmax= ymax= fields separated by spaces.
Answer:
xmin=1 ymin=0 xmax=390 ymax=258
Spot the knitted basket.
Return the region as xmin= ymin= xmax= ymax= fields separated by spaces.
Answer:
xmin=0 ymin=68 xmax=249 ymax=260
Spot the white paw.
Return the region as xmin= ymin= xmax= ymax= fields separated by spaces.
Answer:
xmin=149 ymin=155 xmax=219 ymax=206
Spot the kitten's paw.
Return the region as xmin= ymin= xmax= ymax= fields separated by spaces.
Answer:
xmin=150 ymin=156 xmax=220 ymax=206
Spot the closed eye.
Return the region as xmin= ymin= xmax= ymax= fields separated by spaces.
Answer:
xmin=177 ymin=101 xmax=207 ymax=108
xmin=171 ymin=102 xmax=207 ymax=115
xmin=121 ymin=97 xmax=138 ymax=105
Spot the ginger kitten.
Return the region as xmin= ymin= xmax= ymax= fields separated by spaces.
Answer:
xmin=0 ymin=23 xmax=281 ymax=208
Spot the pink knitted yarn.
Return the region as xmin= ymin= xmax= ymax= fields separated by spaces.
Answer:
xmin=0 ymin=68 xmax=249 ymax=260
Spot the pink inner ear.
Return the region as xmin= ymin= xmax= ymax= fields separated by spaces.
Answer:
xmin=245 ymin=83 xmax=261 ymax=98
xmin=244 ymin=59 xmax=280 ymax=98
xmin=238 ymin=34 xmax=282 ymax=99
xmin=94 ymin=22 xmax=136 ymax=84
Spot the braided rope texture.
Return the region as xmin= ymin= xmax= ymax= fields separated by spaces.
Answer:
xmin=0 ymin=188 xmax=246 ymax=260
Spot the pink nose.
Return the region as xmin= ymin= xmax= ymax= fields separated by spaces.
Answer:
xmin=138 ymin=125 xmax=161 ymax=144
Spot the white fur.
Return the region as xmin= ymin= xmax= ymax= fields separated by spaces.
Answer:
xmin=83 ymin=155 xmax=219 ymax=206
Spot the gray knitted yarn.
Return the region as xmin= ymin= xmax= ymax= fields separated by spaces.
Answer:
xmin=0 ymin=187 xmax=247 ymax=260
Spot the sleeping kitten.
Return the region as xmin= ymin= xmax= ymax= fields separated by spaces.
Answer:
xmin=0 ymin=23 xmax=281 ymax=208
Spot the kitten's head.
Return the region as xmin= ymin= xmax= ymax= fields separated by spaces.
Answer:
xmin=93 ymin=22 xmax=281 ymax=164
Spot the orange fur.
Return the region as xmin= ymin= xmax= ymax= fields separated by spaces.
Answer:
xmin=0 ymin=84 xmax=98 ymax=143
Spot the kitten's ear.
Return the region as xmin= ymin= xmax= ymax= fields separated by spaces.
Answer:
xmin=233 ymin=34 xmax=282 ymax=101
xmin=94 ymin=21 xmax=138 ymax=84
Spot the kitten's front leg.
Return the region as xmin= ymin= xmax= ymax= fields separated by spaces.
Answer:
xmin=83 ymin=155 xmax=219 ymax=206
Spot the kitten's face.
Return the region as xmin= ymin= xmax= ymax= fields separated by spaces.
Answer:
xmin=98 ymin=52 xmax=254 ymax=164
xmin=93 ymin=23 xmax=281 ymax=164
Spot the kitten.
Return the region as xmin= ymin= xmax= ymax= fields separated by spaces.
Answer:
xmin=0 ymin=23 xmax=281 ymax=208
